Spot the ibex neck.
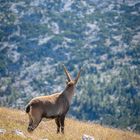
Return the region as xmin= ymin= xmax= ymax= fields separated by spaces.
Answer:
xmin=62 ymin=86 xmax=75 ymax=104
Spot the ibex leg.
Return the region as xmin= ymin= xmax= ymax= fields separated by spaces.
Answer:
xmin=55 ymin=117 xmax=60 ymax=133
xmin=60 ymin=115 xmax=65 ymax=134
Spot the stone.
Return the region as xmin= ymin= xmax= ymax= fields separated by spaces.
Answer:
xmin=12 ymin=129 xmax=26 ymax=138
xmin=82 ymin=134 xmax=95 ymax=140
xmin=0 ymin=129 xmax=6 ymax=134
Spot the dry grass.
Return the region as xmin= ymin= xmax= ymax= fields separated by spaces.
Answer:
xmin=0 ymin=107 xmax=140 ymax=140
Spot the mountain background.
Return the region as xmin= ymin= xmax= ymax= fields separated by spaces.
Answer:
xmin=0 ymin=0 xmax=140 ymax=133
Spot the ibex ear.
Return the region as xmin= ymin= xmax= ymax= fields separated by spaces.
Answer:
xmin=74 ymin=68 xmax=83 ymax=85
xmin=63 ymin=64 xmax=72 ymax=82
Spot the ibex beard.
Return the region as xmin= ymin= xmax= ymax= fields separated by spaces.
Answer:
xmin=26 ymin=65 xmax=82 ymax=134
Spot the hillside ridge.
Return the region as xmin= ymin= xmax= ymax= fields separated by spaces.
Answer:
xmin=0 ymin=107 xmax=140 ymax=140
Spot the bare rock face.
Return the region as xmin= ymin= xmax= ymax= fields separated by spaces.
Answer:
xmin=82 ymin=134 xmax=95 ymax=140
xmin=0 ymin=129 xmax=6 ymax=134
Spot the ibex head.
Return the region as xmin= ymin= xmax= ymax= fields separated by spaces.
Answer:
xmin=63 ymin=64 xmax=82 ymax=88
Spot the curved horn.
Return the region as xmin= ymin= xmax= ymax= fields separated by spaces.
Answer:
xmin=74 ymin=68 xmax=83 ymax=84
xmin=63 ymin=64 xmax=72 ymax=81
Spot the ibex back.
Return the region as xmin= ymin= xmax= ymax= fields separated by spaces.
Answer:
xmin=26 ymin=65 xmax=82 ymax=134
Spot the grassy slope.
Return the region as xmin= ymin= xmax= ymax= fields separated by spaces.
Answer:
xmin=0 ymin=108 xmax=140 ymax=140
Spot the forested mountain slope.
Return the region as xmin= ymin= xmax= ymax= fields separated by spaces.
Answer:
xmin=0 ymin=0 xmax=140 ymax=132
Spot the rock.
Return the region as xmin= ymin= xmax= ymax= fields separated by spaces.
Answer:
xmin=82 ymin=134 xmax=95 ymax=140
xmin=0 ymin=129 xmax=6 ymax=134
xmin=12 ymin=129 xmax=26 ymax=138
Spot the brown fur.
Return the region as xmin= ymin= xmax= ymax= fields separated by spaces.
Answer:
xmin=26 ymin=65 xmax=82 ymax=133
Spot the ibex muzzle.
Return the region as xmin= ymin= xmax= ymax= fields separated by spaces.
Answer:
xmin=26 ymin=65 xmax=82 ymax=133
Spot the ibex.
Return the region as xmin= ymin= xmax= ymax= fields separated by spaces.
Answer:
xmin=26 ymin=65 xmax=82 ymax=134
